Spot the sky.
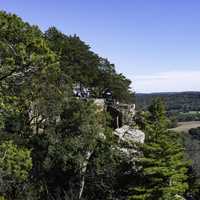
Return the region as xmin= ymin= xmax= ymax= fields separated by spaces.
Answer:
xmin=1 ymin=0 xmax=200 ymax=93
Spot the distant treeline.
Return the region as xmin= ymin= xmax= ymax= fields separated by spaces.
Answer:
xmin=136 ymin=92 xmax=200 ymax=112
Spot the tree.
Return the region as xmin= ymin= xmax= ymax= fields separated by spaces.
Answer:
xmin=0 ymin=11 xmax=69 ymax=199
xmin=0 ymin=11 xmax=137 ymax=200
xmin=45 ymin=27 xmax=134 ymax=102
xmin=0 ymin=141 xmax=32 ymax=200
xmin=129 ymin=99 xmax=189 ymax=200
xmin=0 ymin=11 xmax=69 ymax=137
xmin=45 ymin=27 xmax=100 ymax=89
xmin=26 ymin=98 xmax=113 ymax=199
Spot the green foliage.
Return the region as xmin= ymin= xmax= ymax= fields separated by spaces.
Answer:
xmin=0 ymin=141 xmax=32 ymax=199
xmin=189 ymin=127 xmax=200 ymax=139
xmin=45 ymin=27 xmax=99 ymax=88
xmin=0 ymin=11 xmax=193 ymax=200
xmin=184 ymin=126 xmax=200 ymax=198
xmin=45 ymin=27 xmax=134 ymax=103
xmin=0 ymin=11 xmax=69 ymax=139
xmin=177 ymin=112 xmax=200 ymax=122
xmin=0 ymin=11 xmax=132 ymax=199
xmin=129 ymin=99 xmax=189 ymax=200
xmin=45 ymin=99 xmax=108 ymax=170
xmin=0 ymin=141 xmax=32 ymax=181
xmin=136 ymin=92 xmax=200 ymax=112
xmin=136 ymin=92 xmax=200 ymax=122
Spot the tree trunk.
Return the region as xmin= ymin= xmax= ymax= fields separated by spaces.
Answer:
xmin=79 ymin=150 xmax=93 ymax=199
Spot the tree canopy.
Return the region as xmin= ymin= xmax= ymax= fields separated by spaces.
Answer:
xmin=0 ymin=11 xmax=191 ymax=200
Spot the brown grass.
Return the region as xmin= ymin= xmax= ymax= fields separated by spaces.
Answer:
xmin=170 ymin=121 xmax=200 ymax=133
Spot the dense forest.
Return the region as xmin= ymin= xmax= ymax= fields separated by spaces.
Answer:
xmin=136 ymin=92 xmax=200 ymax=121
xmin=0 ymin=11 xmax=198 ymax=200
xmin=136 ymin=92 xmax=200 ymax=112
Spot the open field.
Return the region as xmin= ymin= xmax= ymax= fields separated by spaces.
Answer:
xmin=170 ymin=121 xmax=200 ymax=133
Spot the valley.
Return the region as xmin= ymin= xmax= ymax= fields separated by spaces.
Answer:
xmin=170 ymin=121 xmax=200 ymax=133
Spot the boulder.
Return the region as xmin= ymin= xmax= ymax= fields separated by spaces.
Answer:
xmin=114 ymin=125 xmax=145 ymax=144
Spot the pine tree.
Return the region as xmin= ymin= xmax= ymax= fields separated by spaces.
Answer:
xmin=0 ymin=141 xmax=32 ymax=199
xmin=129 ymin=98 xmax=189 ymax=200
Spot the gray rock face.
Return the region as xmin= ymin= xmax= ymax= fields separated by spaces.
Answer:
xmin=114 ymin=125 xmax=145 ymax=144
xmin=114 ymin=125 xmax=145 ymax=161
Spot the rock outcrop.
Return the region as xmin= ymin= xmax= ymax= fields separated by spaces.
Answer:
xmin=114 ymin=125 xmax=145 ymax=162
xmin=114 ymin=125 xmax=145 ymax=144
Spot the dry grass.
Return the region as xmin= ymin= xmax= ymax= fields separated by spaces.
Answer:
xmin=170 ymin=121 xmax=200 ymax=133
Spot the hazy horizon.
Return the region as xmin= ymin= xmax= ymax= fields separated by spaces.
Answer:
xmin=1 ymin=0 xmax=200 ymax=93
xmin=136 ymin=90 xmax=200 ymax=94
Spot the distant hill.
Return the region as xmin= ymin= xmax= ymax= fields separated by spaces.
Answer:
xmin=135 ymin=91 xmax=200 ymax=113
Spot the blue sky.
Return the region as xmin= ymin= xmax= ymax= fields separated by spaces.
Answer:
xmin=1 ymin=0 xmax=200 ymax=93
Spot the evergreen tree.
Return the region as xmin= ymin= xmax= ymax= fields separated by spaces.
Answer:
xmin=129 ymin=99 xmax=189 ymax=200
xmin=0 ymin=141 xmax=32 ymax=200
xmin=0 ymin=11 xmax=136 ymax=200
xmin=45 ymin=27 xmax=134 ymax=102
